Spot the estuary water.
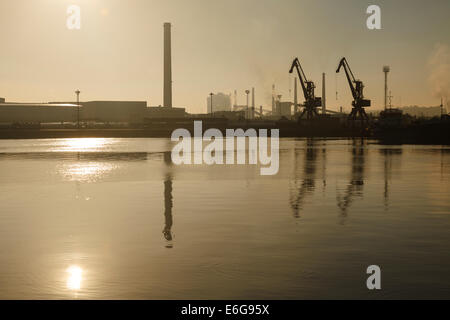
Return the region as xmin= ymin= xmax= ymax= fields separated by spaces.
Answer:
xmin=0 ymin=138 xmax=449 ymax=299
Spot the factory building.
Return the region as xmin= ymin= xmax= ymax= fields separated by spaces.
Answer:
xmin=145 ymin=106 xmax=186 ymax=118
xmin=0 ymin=21 xmax=186 ymax=126
xmin=0 ymin=102 xmax=80 ymax=123
xmin=0 ymin=99 xmax=185 ymax=125
xmin=275 ymin=101 xmax=292 ymax=118
xmin=81 ymin=101 xmax=146 ymax=124
xmin=207 ymin=93 xmax=232 ymax=113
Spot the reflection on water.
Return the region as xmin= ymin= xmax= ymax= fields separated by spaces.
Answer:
xmin=66 ymin=266 xmax=83 ymax=291
xmin=289 ymin=139 xmax=319 ymax=218
xmin=380 ymin=148 xmax=403 ymax=210
xmin=163 ymin=152 xmax=174 ymax=248
xmin=336 ymin=139 xmax=366 ymax=219
xmin=62 ymin=162 xmax=119 ymax=183
xmin=0 ymin=138 xmax=449 ymax=299
xmin=56 ymin=138 xmax=108 ymax=152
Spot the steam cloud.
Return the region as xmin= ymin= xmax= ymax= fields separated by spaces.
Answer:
xmin=428 ymin=43 xmax=450 ymax=104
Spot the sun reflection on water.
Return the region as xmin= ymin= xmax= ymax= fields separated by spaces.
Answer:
xmin=61 ymin=162 xmax=117 ymax=182
xmin=55 ymin=138 xmax=108 ymax=152
xmin=66 ymin=266 xmax=83 ymax=291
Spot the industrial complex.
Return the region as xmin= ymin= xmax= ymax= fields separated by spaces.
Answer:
xmin=0 ymin=22 xmax=185 ymax=127
xmin=0 ymin=22 xmax=448 ymax=144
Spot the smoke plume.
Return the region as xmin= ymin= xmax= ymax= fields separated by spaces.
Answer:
xmin=428 ymin=43 xmax=450 ymax=102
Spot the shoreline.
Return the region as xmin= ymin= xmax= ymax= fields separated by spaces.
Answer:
xmin=0 ymin=128 xmax=449 ymax=145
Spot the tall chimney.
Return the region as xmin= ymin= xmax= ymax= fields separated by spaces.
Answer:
xmin=251 ymin=87 xmax=255 ymax=119
xmin=271 ymin=84 xmax=275 ymax=113
xmin=164 ymin=23 xmax=172 ymax=108
xmin=322 ymin=73 xmax=326 ymax=115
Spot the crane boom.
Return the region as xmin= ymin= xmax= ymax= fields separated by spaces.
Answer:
xmin=289 ymin=58 xmax=321 ymax=120
xmin=289 ymin=58 xmax=309 ymax=100
xmin=337 ymin=58 xmax=357 ymax=100
xmin=336 ymin=57 xmax=371 ymax=123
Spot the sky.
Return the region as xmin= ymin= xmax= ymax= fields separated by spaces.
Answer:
xmin=0 ymin=0 xmax=449 ymax=113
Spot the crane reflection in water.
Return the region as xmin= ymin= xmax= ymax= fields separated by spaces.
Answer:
xmin=289 ymin=139 xmax=325 ymax=218
xmin=336 ymin=139 xmax=366 ymax=220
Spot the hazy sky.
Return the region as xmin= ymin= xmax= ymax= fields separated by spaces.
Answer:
xmin=0 ymin=0 xmax=449 ymax=113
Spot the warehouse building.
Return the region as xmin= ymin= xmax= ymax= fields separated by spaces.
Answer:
xmin=81 ymin=101 xmax=147 ymax=124
xmin=0 ymin=102 xmax=80 ymax=124
xmin=0 ymin=99 xmax=186 ymax=125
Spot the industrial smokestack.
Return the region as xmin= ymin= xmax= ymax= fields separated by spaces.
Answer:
xmin=322 ymin=73 xmax=326 ymax=115
xmin=164 ymin=23 xmax=172 ymax=108
xmin=272 ymin=84 xmax=275 ymax=113
xmin=251 ymin=87 xmax=255 ymax=119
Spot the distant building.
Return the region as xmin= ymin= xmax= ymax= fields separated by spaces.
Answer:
xmin=207 ymin=93 xmax=231 ymax=113
xmin=145 ymin=106 xmax=186 ymax=119
xmin=81 ymin=101 xmax=146 ymax=124
xmin=276 ymin=101 xmax=292 ymax=118
xmin=0 ymin=98 xmax=5 ymax=103
xmin=209 ymin=110 xmax=245 ymax=121
xmin=0 ymin=99 xmax=186 ymax=124
xmin=0 ymin=103 xmax=80 ymax=123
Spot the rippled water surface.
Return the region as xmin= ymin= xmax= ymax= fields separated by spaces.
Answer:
xmin=0 ymin=138 xmax=449 ymax=299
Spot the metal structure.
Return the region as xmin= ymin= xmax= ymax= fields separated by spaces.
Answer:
xmin=209 ymin=92 xmax=214 ymax=117
xmin=383 ymin=66 xmax=390 ymax=111
xmin=322 ymin=73 xmax=326 ymax=115
xmin=289 ymin=58 xmax=321 ymax=120
xmin=336 ymin=57 xmax=371 ymax=122
xmin=75 ymin=90 xmax=81 ymax=129
xmin=245 ymin=89 xmax=250 ymax=119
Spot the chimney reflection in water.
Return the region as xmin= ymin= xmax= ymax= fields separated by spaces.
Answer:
xmin=163 ymin=152 xmax=174 ymax=248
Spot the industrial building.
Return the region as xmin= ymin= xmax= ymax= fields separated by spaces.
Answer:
xmin=207 ymin=93 xmax=232 ymax=113
xmin=0 ymin=102 xmax=80 ymax=124
xmin=276 ymin=101 xmax=293 ymax=117
xmin=0 ymin=99 xmax=185 ymax=125
xmin=146 ymin=106 xmax=185 ymax=118
xmin=0 ymin=21 xmax=186 ymax=126
xmin=82 ymin=101 xmax=146 ymax=124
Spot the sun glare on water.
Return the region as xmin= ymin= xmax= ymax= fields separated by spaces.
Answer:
xmin=63 ymin=138 xmax=107 ymax=152
xmin=66 ymin=266 xmax=83 ymax=291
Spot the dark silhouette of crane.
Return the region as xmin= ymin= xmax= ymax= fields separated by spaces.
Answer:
xmin=289 ymin=58 xmax=322 ymax=120
xmin=336 ymin=57 xmax=371 ymax=122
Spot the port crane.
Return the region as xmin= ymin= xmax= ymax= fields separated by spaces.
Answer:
xmin=336 ymin=57 xmax=371 ymax=122
xmin=289 ymin=58 xmax=322 ymax=120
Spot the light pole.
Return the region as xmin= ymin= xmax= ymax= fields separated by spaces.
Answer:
xmin=75 ymin=90 xmax=81 ymax=129
xmin=383 ymin=66 xmax=390 ymax=111
xmin=245 ymin=90 xmax=250 ymax=119
xmin=210 ymin=93 xmax=214 ymax=118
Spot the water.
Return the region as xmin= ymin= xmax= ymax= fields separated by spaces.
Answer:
xmin=0 ymin=138 xmax=449 ymax=299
